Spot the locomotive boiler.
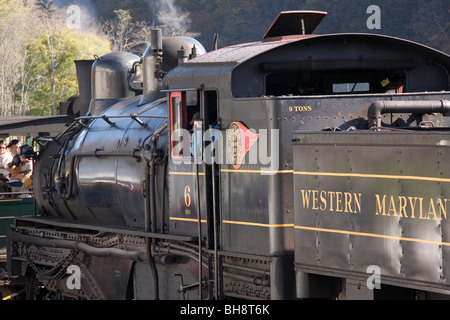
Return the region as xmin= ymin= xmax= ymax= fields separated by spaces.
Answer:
xmin=6 ymin=10 xmax=450 ymax=300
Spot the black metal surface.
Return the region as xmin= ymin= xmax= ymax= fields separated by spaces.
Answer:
xmin=293 ymin=131 xmax=450 ymax=293
xmin=0 ymin=116 xmax=71 ymax=136
xmin=263 ymin=11 xmax=327 ymax=38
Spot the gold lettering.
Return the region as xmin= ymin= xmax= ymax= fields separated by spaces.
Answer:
xmin=320 ymin=190 xmax=327 ymax=211
xmin=418 ymin=198 xmax=425 ymax=219
xmin=328 ymin=191 xmax=335 ymax=211
xmin=375 ymin=194 xmax=386 ymax=216
xmin=300 ymin=189 xmax=450 ymax=222
xmin=312 ymin=190 xmax=319 ymax=210
xmin=398 ymin=196 xmax=408 ymax=218
xmin=301 ymin=189 xmax=311 ymax=209
xmin=336 ymin=192 xmax=343 ymax=212
xmin=408 ymin=197 xmax=417 ymax=219
xmin=427 ymin=199 xmax=437 ymax=220
xmin=439 ymin=199 xmax=447 ymax=220
xmin=387 ymin=196 xmax=395 ymax=216
xmin=300 ymin=189 xmax=361 ymax=215
xmin=289 ymin=106 xmax=312 ymax=112
xmin=184 ymin=186 xmax=191 ymax=207
xmin=344 ymin=192 xmax=352 ymax=213
xmin=353 ymin=193 xmax=362 ymax=214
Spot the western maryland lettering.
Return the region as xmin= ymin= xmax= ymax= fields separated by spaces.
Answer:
xmin=300 ymin=189 xmax=362 ymax=214
xmin=375 ymin=194 xmax=449 ymax=220
xmin=300 ymin=188 xmax=450 ymax=221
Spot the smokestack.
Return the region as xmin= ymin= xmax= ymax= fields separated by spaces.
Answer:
xmin=139 ymin=28 xmax=164 ymax=106
xmin=74 ymin=60 xmax=94 ymax=116
xmin=151 ymin=28 xmax=163 ymax=56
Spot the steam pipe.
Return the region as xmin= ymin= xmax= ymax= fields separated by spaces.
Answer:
xmin=368 ymin=100 xmax=450 ymax=128
xmin=213 ymin=33 xmax=219 ymax=50
xmin=153 ymin=243 xmax=271 ymax=288
xmin=11 ymin=232 xmax=146 ymax=261
xmin=144 ymin=121 xmax=167 ymax=300
xmin=142 ymin=152 xmax=160 ymax=300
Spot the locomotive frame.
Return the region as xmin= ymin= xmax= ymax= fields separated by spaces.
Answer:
xmin=5 ymin=10 xmax=450 ymax=300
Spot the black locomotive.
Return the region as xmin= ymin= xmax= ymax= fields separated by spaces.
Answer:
xmin=6 ymin=10 xmax=450 ymax=299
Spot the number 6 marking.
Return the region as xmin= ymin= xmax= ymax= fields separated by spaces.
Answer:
xmin=184 ymin=185 xmax=191 ymax=207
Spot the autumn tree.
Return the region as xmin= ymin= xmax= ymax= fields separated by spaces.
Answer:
xmin=22 ymin=1 xmax=110 ymax=116
xmin=102 ymin=9 xmax=151 ymax=54
xmin=0 ymin=1 xmax=36 ymax=116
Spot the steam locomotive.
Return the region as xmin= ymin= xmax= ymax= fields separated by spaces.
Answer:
xmin=6 ymin=10 xmax=450 ymax=300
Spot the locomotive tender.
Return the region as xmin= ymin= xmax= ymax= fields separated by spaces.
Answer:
xmin=6 ymin=10 xmax=450 ymax=299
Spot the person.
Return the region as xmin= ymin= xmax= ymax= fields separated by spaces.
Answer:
xmin=6 ymin=143 xmax=35 ymax=195
xmin=189 ymin=112 xmax=220 ymax=164
xmin=0 ymin=140 xmax=13 ymax=177
xmin=14 ymin=145 xmax=35 ymax=190
xmin=190 ymin=112 xmax=202 ymax=159
xmin=6 ymin=139 xmax=21 ymax=169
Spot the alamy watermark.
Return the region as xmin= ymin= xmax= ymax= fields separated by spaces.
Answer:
xmin=66 ymin=265 xmax=81 ymax=290
xmin=366 ymin=265 xmax=381 ymax=290
xmin=64 ymin=263 xmax=381 ymax=292
xmin=366 ymin=5 xmax=381 ymax=30
xmin=171 ymin=126 xmax=279 ymax=175
xmin=66 ymin=5 xmax=81 ymax=30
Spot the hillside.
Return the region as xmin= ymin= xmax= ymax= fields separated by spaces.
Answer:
xmin=64 ymin=0 xmax=448 ymax=53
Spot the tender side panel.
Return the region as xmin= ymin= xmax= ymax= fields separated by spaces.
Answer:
xmin=293 ymin=131 xmax=450 ymax=293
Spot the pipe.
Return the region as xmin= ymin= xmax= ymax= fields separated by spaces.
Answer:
xmin=149 ymin=157 xmax=157 ymax=234
xmin=143 ymin=153 xmax=160 ymax=299
xmin=367 ymin=100 xmax=450 ymax=128
xmin=153 ymin=244 xmax=271 ymax=288
xmin=194 ymin=122 xmax=203 ymax=299
xmin=213 ymin=33 xmax=219 ymax=50
xmin=144 ymin=121 xmax=168 ymax=300
xmin=11 ymin=232 xmax=146 ymax=261
xmin=139 ymin=28 xmax=164 ymax=106
xmin=74 ymin=60 xmax=94 ymax=117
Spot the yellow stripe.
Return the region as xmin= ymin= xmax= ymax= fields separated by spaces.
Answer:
xmin=220 ymin=169 xmax=294 ymax=174
xmin=223 ymin=220 xmax=294 ymax=228
xmin=170 ymin=217 xmax=207 ymax=223
xmin=169 ymin=169 xmax=450 ymax=182
xmin=169 ymin=216 xmax=293 ymax=228
xmin=170 ymin=169 xmax=294 ymax=175
xmin=170 ymin=216 xmax=450 ymax=246
xmin=2 ymin=289 xmax=25 ymax=300
xmin=0 ymin=199 xmax=23 ymax=203
xmin=294 ymin=171 xmax=450 ymax=183
xmin=169 ymin=172 xmax=205 ymax=176
xmin=295 ymin=225 xmax=450 ymax=246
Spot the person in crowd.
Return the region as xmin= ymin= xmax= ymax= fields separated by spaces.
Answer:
xmin=0 ymin=140 xmax=13 ymax=196
xmin=13 ymin=145 xmax=35 ymax=190
xmin=5 ymin=142 xmax=35 ymax=195
xmin=0 ymin=140 xmax=13 ymax=176
xmin=6 ymin=139 xmax=22 ymax=169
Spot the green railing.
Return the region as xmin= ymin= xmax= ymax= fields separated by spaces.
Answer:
xmin=0 ymin=194 xmax=36 ymax=257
